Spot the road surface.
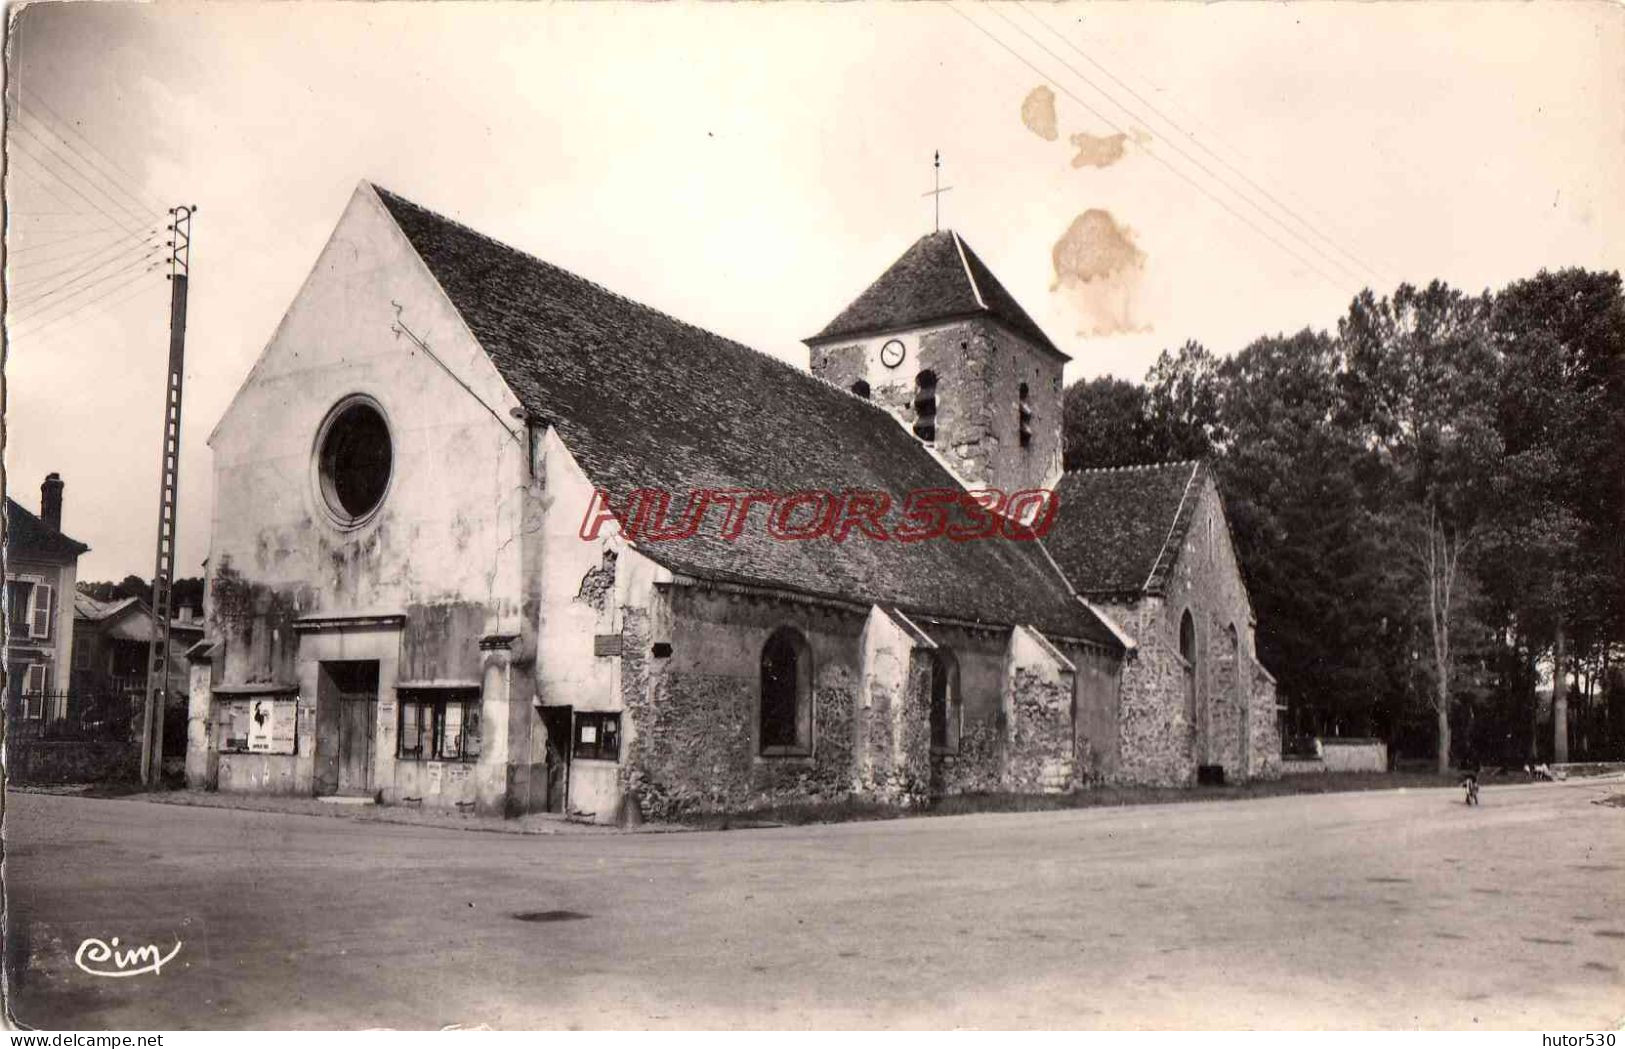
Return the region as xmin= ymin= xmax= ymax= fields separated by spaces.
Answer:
xmin=4 ymin=778 xmax=1622 ymax=1029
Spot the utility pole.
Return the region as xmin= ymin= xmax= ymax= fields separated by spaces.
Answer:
xmin=140 ymin=205 xmax=195 ymax=787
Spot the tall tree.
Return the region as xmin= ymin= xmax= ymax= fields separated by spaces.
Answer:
xmin=1060 ymin=376 xmax=1158 ymax=469
xmin=1214 ymin=329 xmax=1399 ymax=739
xmin=1143 ymin=339 xmax=1222 ymax=461
xmin=1340 ymin=282 xmax=1502 ymax=772
xmin=1488 ymin=269 xmax=1625 ymax=760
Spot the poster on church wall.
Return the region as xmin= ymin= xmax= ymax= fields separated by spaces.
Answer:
xmin=246 ymin=697 xmax=297 ymax=754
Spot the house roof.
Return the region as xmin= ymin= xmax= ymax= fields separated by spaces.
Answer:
xmin=373 ymin=187 xmax=1116 ymax=647
xmin=4 ymin=497 xmax=89 ymax=563
xmin=74 ymin=593 xmax=140 ymax=621
xmin=1044 ymin=461 xmax=1206 ymax=597
xmin=74 ymin=592 xmax=205 ymax=640
xmin=805 ymin=230 xmax=1067 ymax=359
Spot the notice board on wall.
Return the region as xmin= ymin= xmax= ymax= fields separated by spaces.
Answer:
xmin=247 ymin=697 xmax=298 ymax=754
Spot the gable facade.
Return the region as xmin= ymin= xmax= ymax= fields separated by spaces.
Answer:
xmin=5 ymin=484 xmax=87 ymax=723
xmin=1049 ymin=463 xmax=1282 ymax=786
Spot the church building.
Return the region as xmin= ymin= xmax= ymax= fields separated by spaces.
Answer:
xmin=186 ymin=181 xmax=1274 ymax=821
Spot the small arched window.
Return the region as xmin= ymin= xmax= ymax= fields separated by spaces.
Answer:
xmin=1018 ymin=382 xmax=1033 ymax=448
xmin=927 ymin=648 xmax=961 ymax=754
xmin=850 ymin=379 xmax=871 ymax=400
xmin=760 ymin=626 xmax=813 ymax=756
xmin=1179 ymin=609 xmax=1197 ymax=720
xmin=912 ymin=370 xmax=938 ymax=443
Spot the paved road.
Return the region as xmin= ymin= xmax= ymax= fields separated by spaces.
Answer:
xmin=4 ymin=778 xmax=1622 ymax=1030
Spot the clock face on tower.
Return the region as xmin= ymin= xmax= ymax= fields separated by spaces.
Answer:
xmin=880 ymin=339 xmax=906 ymax=369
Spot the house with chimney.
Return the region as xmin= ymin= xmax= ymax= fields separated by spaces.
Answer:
xmin=5 ymin=474 xmax=88 ymax=722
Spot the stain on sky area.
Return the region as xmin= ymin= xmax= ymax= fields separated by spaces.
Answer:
xmin=1021 ymin=85 xmax=1058 ymax=141
xmin=1050 ymin=209 xmax=1149 ymax=336
xmin=1070 ymin=131 xmax=1129 ymax=169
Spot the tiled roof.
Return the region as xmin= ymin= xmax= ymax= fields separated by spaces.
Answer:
xmin=4 ymin=497 xmax=89 ymax=563
xmin=74 ymin=593 xmax=138 ymax=621
xmin=1045 ymin=461 xmax=1205 ymax=597
xmin=72 ymin=593 xmax=203 ymax=637
xmin=374 ymin=187 xmax=1117 ymax=647
xmin=807 ymin=230 xmax=1067 ymax=359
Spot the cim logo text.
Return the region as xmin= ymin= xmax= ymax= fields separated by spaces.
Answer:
xmin=74 ymin=936 xmax=183 ymax=978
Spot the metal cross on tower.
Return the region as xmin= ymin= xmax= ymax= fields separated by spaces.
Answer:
xmin=140 ymin=204 xmax=195 ymax=786
xmin=922 ymin=150 xmax=953 ymax=233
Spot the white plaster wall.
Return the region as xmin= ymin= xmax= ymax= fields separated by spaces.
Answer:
xmin=206 ymin=182 xmax=528 ymax=619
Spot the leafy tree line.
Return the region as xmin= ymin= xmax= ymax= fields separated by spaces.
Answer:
xmin=78 ymin=575 xmax=206 ymax=616
xmin=1062 ymin=270 xmax=1625 ymax=771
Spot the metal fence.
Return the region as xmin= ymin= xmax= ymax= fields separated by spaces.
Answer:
xmin=6 ymin=692 xmax=142 ymax=742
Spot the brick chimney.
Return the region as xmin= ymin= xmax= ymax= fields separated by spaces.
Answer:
xmin=40 ymin=473 xmax=63 ymax=531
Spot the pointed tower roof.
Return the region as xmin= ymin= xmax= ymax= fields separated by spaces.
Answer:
xmin=806 ymin=230 xmax=1068 ymax=360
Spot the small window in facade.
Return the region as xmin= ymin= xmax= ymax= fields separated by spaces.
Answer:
xmin=912 ymin=370 xmax=938 ymax=443
xmin=398 ymin=690 xmax=481 ymax=762
xmin=760 ymin=626 xmax=813 ymax=756
xmin=317 ymin=397 xmax=393 ymax=525
xmin=573 ymin=711 xmax=621 ymax=762
xmin=1018 ymin=382 xmax=1033 ymax=449
xmin=6 ymin=579 xmax=32 ymax=635
xmin=28 ymin=583 xmax=53 ymax=639
xmin=850 ymin=379 xmax=871 ymax=400
xmin=927 ymin=649 xmax=961 ymax=754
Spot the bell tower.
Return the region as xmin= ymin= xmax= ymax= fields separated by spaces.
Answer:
xmin=804 ymin=230 xmax=1067 ymax=495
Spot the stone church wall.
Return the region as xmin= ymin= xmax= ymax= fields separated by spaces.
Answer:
xmin=1101 ymin=474 xmax=1282 ymax=786
xmin=615 ymin=584 xmax=1081 ymax=817
xmin=619 ymin=585 xmax=865 ymax=819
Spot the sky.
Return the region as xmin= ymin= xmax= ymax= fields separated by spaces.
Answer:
xmin=5 ymin=1 xmax=1623 ymax=582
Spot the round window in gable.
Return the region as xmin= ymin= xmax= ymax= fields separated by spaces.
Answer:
xmin=316 ymin=396 xmax=393 ymax=526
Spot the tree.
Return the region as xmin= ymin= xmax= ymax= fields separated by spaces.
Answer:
xmin=1341 ymin=282 xmax=1502 ymax=773
xmin=1214 ymin=329 xmax=1400 ymax=739
xmin=1488 ymin=270 xmax=1625 ymax=760
xmin=76 ymin=575 xmax=205 ymax=616
xmin=1143 ymin=339 xmax=1222 ymax=461
xmin=1060 ymin=376 xmax=1158 ymax=469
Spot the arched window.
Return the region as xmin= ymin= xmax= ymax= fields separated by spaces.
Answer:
xmin=850 ymin=379 xmax=871 ymax=400
xmin=1179 ymin=609 xmax=1197 ymax=720
xmin=927 ymin=648 xmax=961 ymax=754
xmin=760 ymin=627 xmax=813 ymax=756
xmin=912 ymin=370 xmax=938 ymax=443
xmin=1018 ymin=382 xmax=1033 ymax=449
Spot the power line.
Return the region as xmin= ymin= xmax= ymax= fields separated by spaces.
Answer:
xmin=10 ymin=224 xmax=140 ymax=258
xmin=9 ymin=253 xmax=165 ymax=334
xmin=978 ymin=3 xmax=1367 ymax=289
xmin=1017 ymin=2 xmax=1392 ymax=287
xmin=9 ymin=259 xmax=165 ymax=343
xmin=20 ymin=86 xmax=169 ymax=216
xmin=10 ymin=222 xmax=160 ymax=294
xmin=950 ymin=4 xmax=1349 ymax=291
xmin=11 ymin=107 xmax=159 ymax=230
xmin=11 ymin=241 xmax=164 ymax=322
xmin=16 ymin=97 xmax=167 ymax=221
xmin=8 ymin=122 xmax=156 ymax=236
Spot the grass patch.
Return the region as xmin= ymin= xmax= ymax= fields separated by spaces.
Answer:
xmin=677 ymin=771 xmax=1472 ymax=830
